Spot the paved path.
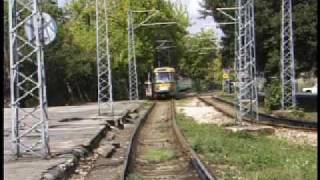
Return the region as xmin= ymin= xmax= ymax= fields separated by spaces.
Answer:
xmin=4 ymin=101 xmax=144 ymax=180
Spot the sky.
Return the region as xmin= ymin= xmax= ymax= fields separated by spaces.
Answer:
xmin=58 ymin=0 xmax=223 ymax=38
xmin=176 ymin=0 xmax=223 ymax=37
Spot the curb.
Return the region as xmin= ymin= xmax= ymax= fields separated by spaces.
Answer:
xmin=41 ymin=126 xmax=108 ymax=180
xmin=41 ymin=103 xmax=143 ymax=180
xmin=41 ymin=147 xmax=89 ymax=180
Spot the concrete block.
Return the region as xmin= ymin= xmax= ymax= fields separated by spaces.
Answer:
xmin=225 ymin=125 xmax=275 ymax=135
xmin=96 ymin=145 xmax=114 ymax=158
xmin=106 ymin=132 xmax=115 ymax=141
xmin=124 ymin=118 xmax=135 ymax=124
xmin=110 ymin=141 xmax=121 ymax=148
xmin=101 ymin=140 xmax=121 ymax=148
xmin=128 ymin=113 xmax=139 ymax=119
xmin=124 ymin=124 xmax=135 ymax=128
xmin=42 ymin=173 xmax=55 ymax=180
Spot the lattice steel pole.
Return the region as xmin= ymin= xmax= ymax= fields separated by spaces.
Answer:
xmin=235 ymin=0 xmax=259 ymax=124
xmin=127 ymin=10 xmax=176 ymax=101
xmin=96 ymin=0 xmax=113 ymax=115
xmin=8 ymin=0 xmax=50 ymax=158
xmin=127 ymin=10 xmax=139 ymax=101
xmin=216 ymin=1 xmax=258 ymax=124
xmin=281 ymin=0 xmax=296 ymax=109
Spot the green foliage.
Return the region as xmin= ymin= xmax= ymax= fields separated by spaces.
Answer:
xmin=264 ymin=79 xmax=281 ymax=111
xmin=3 ymin=2 xmax=10 ymax=101
xmin=289 ymin=108 xmax=305 ymax=120
xmin=200 ymin=0 xmax=317 ymax=76
xmin=176 ymin=113 xmax=317 ymax=180
xmin=213 ymin=57 xmax=223 ymax=81
xmin=178 ymin=30 xmax=224 ymax=92
xmin=9 ymin=0 xmax=189 ymax=105
xmin=179 ymin=29 xmax=220 ymax=81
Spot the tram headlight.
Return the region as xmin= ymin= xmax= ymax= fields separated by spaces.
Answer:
xmin=155 ymin=85 xmax=160 ymax=91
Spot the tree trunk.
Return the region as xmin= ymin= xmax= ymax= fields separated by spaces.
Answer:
xmin=76 ymin=83 xmax=84 ymax=102
xmin=4 ymin=41 xmax=10 ymax=106
xmin=83 ymin=91 xmax=89 ymax=102
xmin=66 ymin=82 xmax=74 ymax=103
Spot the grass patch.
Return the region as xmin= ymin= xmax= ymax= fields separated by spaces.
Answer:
xmin=128 ymin=173 xmax=144 ymax=180
xmin=176 ymin=113 xmax=317 ymax=180
xmin=142 ymin=148 xmax=176 ymax=163
xmin=142 ymin=101 xmax=153 ymax=107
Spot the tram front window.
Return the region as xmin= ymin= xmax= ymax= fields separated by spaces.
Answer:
xmin=155 ymin=72 xmax=174 ymax=82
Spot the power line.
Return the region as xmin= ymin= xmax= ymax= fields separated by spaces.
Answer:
xmin=127 ymin=9 xmax=176 ymax=101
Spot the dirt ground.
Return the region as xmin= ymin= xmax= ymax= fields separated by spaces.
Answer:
xmin=274 ymin=128 xmax=317 ymax=146
xmin=176 ymin=98 xmax=234 ymax=125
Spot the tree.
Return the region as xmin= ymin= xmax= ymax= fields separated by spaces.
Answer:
xmin=3 ymin=2 xmax=10 ymax=106
xmin=200 ymin=0 xmax=317 ymax=78
xmin=179 ymin=29 xmax=220 ymax=84
xmin=41 ymin=0 xmax=189 ymax=104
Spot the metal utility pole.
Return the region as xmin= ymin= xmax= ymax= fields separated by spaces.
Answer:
xmin=8 ymin=0 xmax=50 ymax=157
xmin=96 ymin=0 xmax=113 ymax=115
xmin=217 ymin=0 xmax=259 ymax=124
xmin=281 ymin=0 xmax=296 ymax=109
xmin=127 ymin=10 xmax=176 ymax=101
xmin=235 ymin=0 xmax=259 ymax=123
xmin=127 ymin=10 xmax=139 ymax=101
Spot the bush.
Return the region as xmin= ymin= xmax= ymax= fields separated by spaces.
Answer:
xmin=264 ymin=79 xmax=281 ymax=111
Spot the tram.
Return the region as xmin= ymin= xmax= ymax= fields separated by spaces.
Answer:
xmin=145 ymin=67 xmax=177 ymax=99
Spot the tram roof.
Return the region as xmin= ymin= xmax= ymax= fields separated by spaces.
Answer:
xmin=154 ymin=67 xmax=175 ymax=73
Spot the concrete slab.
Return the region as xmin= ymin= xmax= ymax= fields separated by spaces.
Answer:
xmin=4 ymin=158 xmax=66 ymax=180
xmin=96 ymin=145 xmax=114 ymax=158
xmin=225 ymin=125 xmax=275 ymax=135
xmin=3 ymin=100 xmax=143 ymax=180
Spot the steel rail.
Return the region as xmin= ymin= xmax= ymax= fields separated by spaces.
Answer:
xmin=171 ymin=99 xmax=216 ymax=180
xmin=122 ymin=100 xmax=216 ymax=180
xmin=121 ymin=102 xmax=155 ymax=180
xmin=198 ymin=96 xmax=317 ymax=130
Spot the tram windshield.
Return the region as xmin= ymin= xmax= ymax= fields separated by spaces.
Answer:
xmin=155 ymin=72 xmax=174 ymax=82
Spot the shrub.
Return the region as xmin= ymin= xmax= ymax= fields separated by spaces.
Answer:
xmin=264 ymin=79 xmax=281 ymax=111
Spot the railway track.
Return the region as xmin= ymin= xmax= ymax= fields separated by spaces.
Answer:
xmin=123 ymin=100 xmax=214 ymax=180
xmin=68 ymin=96 xmax=315 ymax=180
xmin=198 ymin=96 xmax=317 ymax=131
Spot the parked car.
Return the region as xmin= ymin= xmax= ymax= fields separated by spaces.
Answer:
xmin=302 ymin=83 xmax=317 ymax=94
